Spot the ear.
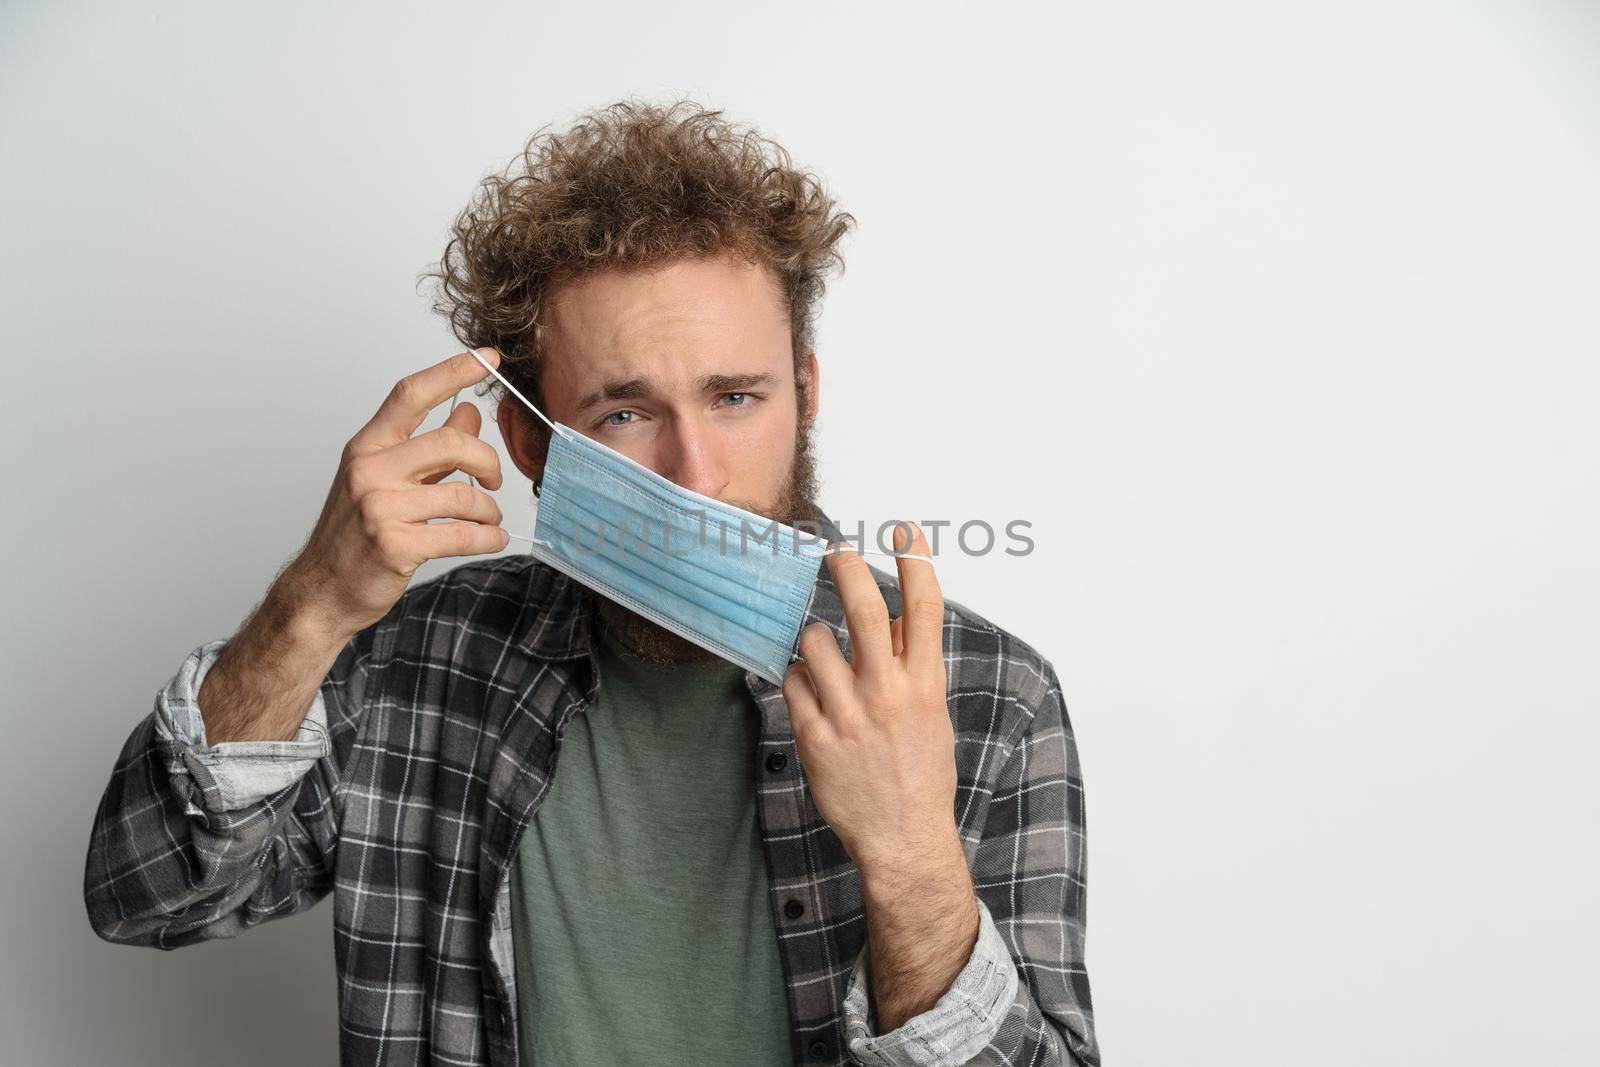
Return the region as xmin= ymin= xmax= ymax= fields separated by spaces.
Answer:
xmin=798 ymin=346 xmax=820 ymax=428
xmin=497 ymin=398 xmax=550 ymax=487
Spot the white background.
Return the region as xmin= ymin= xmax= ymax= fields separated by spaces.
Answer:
xmin=3 ymin=1 xmax=1596 ymax=1063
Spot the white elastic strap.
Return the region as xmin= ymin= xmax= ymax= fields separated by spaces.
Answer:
xmin=823 ymin=546 xmax=936 ymax=566
xmin=461 ymin=346 xmax=560 ymax=433
xmin=447 ymin=348 xmax=544 ymax=547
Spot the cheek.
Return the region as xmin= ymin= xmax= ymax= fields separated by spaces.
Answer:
xmin=727 ymin=402 xmax=800 ymax=492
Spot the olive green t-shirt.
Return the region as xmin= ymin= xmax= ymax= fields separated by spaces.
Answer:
xmin=508 ymin=621 xmax=794 ymax=1065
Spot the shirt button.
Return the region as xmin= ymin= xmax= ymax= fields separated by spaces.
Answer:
xmin=784 ymin=898 xmax=805 ymax=920
xmin=765 ymin=751 xmax=789 ymax=773
xmin=807 ymin=1037 xmax=831 ymax=1059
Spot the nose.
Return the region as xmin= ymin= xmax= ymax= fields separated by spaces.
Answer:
xmin=656 ymin=417 xmax=729 ymax=500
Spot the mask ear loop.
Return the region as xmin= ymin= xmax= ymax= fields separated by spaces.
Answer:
xmin=448 ymin=346 xmax=558 ymax=548
xmin=821 ymin=543 xmax=936 ymax=566
xmin=462 ymin=347 xmax=563 ymax=436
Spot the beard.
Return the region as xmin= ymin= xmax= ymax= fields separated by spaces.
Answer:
xmin=593 ymin=420 xmax=822 ymax=669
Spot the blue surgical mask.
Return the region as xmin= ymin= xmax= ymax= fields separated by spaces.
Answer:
xmin=460 ymin=348 xmax=928 ymax=685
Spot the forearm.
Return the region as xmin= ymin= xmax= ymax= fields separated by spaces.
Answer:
xmin=846 ymin=830 xmax=1094 ymax=1067
xmin=858 ymin=828 xmax=981 ymax=1033
xmin=198 ymin=563 xmax=352 ymax=744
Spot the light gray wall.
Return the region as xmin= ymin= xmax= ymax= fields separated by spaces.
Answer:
xmin=3 ymin=1 xmax=1596 ymax=1064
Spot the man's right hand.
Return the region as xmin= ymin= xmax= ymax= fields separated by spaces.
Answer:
xmin=280 ymin=346 xmax=511 ymax=641
xmin=196 ymin=346 xmax=511 ymax=744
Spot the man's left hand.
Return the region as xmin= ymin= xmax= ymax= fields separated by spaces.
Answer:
xmin=781 ymin=520 xmax=959 ymax=876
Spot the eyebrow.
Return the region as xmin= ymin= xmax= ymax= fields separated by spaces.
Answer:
xmin=575 ymin=371 xmax=780 ymax=412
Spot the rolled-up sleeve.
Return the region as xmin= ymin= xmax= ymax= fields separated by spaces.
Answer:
xmin=85 ymin=625 xmax=373 ymax=950
xmin=842 ymin=896 xmax=1021 ymax=1065
xmin=153 ymin=639 xmax=333 ymax=814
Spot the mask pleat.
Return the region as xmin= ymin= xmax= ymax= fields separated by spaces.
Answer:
xmin=536 ymin=449 xmax=820 ymax=647
xmin=536 ymin=509 xmax=812 ymax=647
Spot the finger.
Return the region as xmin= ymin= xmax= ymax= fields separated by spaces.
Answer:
xmin=781 ymin=660 xmax=827 ymax=736
xmin=891 ymin=520 xmax=944 ymax=669
xmin=357 ymin=346 xmax=501 ymax=448
xmin=381 ymin=425 xmax=503 ymax=489
xmin=422 ymin=401 xmax=484 ymax=485
xmin=413 ymin=519 xmax=511 ymax=560
xmin=795 ymin=621 xmax=855 ymax=709
xmin=371 ymin=482 xmax=503 ymax=527
xmin=823 ymin=542 xmax=894 ymax=674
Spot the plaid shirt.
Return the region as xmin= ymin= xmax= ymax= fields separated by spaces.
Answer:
xmin=84 ymin=512 xmax=1099 ymax=1066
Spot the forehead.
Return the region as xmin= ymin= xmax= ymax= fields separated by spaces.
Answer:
xmin=539 ymin=252 xmax=791 ymax=385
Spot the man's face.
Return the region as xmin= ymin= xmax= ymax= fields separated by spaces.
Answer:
xmin=500 ymin=249 xmax=822 ymax=664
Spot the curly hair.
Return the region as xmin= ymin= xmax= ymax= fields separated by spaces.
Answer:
xmin=421 ymin=97 xmax=857 ymax=421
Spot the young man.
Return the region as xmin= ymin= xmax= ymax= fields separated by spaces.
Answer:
xmin=84 ymin=99 xmax=1100 ymax=1067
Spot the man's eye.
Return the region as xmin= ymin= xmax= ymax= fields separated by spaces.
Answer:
xmin=602 ymin=410 xmax=637 ymax=426
xmin=720 ymin=393 xmax=749 ymax=407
